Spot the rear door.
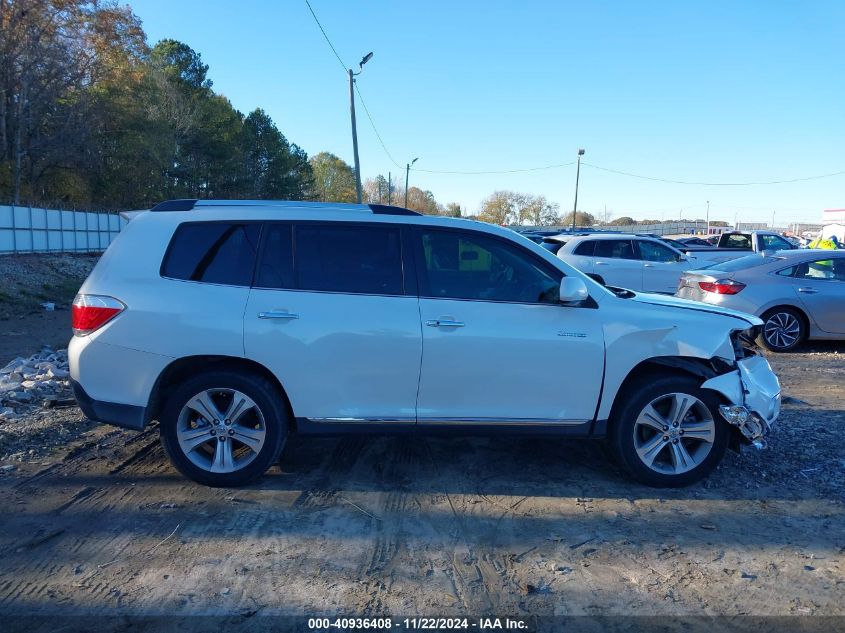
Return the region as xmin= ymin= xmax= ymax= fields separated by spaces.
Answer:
xmin=592 ymin=239 xmax=643 ymax=290
xmin=243 ymin=222 xmax=422 ymax=424
xmin=637 ymin=239 xmax=690 ymax=294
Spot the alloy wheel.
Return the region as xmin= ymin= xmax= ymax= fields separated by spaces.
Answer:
xmin=176 ymin=388 xmax=266 ymax=474
xmin=764 ymin=312 xmax=801 ymax=349
xmin=633 ymin=392 xmax=716 ymax=475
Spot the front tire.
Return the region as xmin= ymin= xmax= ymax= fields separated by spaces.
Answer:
xmin=610 ymin=375 xmax=729 ymax=487
xmin=758 ymin=307 xmax=806 ymax=352
xmin=160 ymin=370 xmax=288 ymax=487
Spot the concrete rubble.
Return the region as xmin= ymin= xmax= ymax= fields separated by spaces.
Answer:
xmin=0 ymin=348 xmax=72 ymax=420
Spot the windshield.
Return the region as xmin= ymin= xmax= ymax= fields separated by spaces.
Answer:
xmin=705 ymin=254 xmax=785 ymax=272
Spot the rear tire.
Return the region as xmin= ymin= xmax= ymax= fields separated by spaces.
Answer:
xmin=610 ymin=375 xmax=729 ymax=487
xmin=758 ymin=307 xmax=806 ymax=352
xmin=160 ymin=370 xmax=288 ymax=487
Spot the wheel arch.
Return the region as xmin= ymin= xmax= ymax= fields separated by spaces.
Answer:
xmin=606 ymin=356 xmax=744 ymax=451
xmin=759 ymin=303 xmax=811 ymax=332
xmin=145 ymin=355 xmax=294 ymax=427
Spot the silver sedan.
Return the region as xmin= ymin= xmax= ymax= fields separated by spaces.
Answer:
xmin=676 ymin=250 xmax=845 ymax=351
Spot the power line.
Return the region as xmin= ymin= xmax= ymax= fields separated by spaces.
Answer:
xmin=354 ymin=84 xmax=403 ymax=169
xmin=412 ymin=162 xmax=577 ymax=175
xmin=305 ymin=0 xmax=844 ymax=189
xmin=303 ymin=0 xmax=346 ymax=73
xmin=581 ymin=162 xmax=845 ymax=186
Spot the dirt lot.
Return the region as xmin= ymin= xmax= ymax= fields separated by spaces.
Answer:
xmin=0 ymin=255 xmax=843 ymax=628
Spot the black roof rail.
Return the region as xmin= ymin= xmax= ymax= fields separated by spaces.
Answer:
xmin=151 ymin=199 xmax=198 ymax=211
xmin=368 ymin=204 xmax=421 ymax=216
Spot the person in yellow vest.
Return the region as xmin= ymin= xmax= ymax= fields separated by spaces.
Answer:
xmin=807 ymin=235 xmax=840 ymax=250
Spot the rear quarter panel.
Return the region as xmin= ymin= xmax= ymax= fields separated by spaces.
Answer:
xmin=75 ymin=212 xmax=249 ymax=388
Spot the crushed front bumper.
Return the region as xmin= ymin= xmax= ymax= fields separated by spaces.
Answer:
xmin=701 ymin=355 xmax=781 ymax=446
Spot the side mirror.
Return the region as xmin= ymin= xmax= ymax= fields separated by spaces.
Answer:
xmin=559 ymin=277 xmax=589 ymax=303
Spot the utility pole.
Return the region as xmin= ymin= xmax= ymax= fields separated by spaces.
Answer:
xmin=348 ymin=52 xmax=373 ymax=204
xmin=348 ymin=69 xmax=363 ymax=203
xmin=404 ymin=157 xmax=419 ymax=208
xmin=571 ymin=149 xmax=585 ymax=231
xmin=387 ymin=172 xmax=391 ymax=205
xmin=706 ymin=200 xmax=710 ymax=237
xmin=772 ymin=210 xmax=776 ymax=230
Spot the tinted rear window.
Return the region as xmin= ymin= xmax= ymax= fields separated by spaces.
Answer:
xmin=295 ymin=224 xmax=403 ymax=295
xmin=573 ymin=240 xmax=595 ymax=256
xmin=162 ymin=222 xmax=260 ymax=286
xmin=541 ymin=240 xmax=564 ymax=255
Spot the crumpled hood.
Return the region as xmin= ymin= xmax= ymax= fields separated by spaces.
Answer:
xmin=630 ymin=292 xmax=762 ymax=327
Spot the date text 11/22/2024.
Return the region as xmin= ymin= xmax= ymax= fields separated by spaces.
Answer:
xmin=307 ymin=617 xmax=529 ymax=630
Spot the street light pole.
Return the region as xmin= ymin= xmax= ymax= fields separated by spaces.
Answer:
xmin=571 ymin=149 xmax=585 ymax=231
xmin=706 ymin=200 xmax=710 ymax=237
xmin=387 ymin=172 xmax=391 ymax=205
xmin=348 ymin=52 xmax=373 ymax=204
xmin=404 ymin=157 xmax=419 ymax=208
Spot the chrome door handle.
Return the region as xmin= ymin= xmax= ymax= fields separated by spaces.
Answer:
xmin=797 ymin=288 xmax=817 ymax=294
xmin=643 ymin=263 xmax=655 ymax=268
xmin=425 ymin=319 xmax=465 ymax=328
xmin=258 ymin=310 xmax=300 ymax=319
xmin=594 ymin=261 xmax=608 ymax=266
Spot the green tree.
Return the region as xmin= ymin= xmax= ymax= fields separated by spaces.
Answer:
xmin=241 ymin=108 xmax=312 ymax=200
xmin=444 ymin=202 xmax=462 ymax=217
xmin=560 ymin=211 xmax=597 ymax=227
xmin=519 ymin=195 xmax=560 ymax=226
xmin=310 ymin=152 xmax=357 ymax=202
xmin=479 ymin=191 xmax=519 ymax=224
xmin=405 ymin=186 xmax=440 ymax=214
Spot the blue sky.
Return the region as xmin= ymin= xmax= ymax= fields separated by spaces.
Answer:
xmin=127 ymin=0 xmax=844 ymax=225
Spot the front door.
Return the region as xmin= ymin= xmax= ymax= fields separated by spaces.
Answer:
xmin=414 ymin=228 xmax=605 ymax=424
xmin=244 ymin=222 xmax=422 ymax=424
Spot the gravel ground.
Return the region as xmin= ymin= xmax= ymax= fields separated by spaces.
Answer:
xmin=0 ymin=254 xmax=842 ymax=627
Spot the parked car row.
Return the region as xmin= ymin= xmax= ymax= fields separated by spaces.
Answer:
xmin=535 ymin=229 xmax=844 ymax=352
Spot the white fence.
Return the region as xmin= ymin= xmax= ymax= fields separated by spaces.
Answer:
xmin=0 ymin=205 xmax=128 ymax=254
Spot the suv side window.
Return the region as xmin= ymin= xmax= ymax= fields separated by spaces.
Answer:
xmin=295 ymin=223 xmax=404 ymax=295
xmin=419 ymin=229 xmax=561 ymax=304
xmin=594 ymin=239 xmax=636 ymax=259
xmin=638 ymin=240 xmax=679 ymax=262
xmin=573 ymin=240 xmax=595 ymax=256
xmin=162 ymin=222 xmax=261 ymax=286
xmin=254 ymin=223 xmax=294 ymax=289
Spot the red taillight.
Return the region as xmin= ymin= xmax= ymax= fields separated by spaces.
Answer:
xmin=698 ymin=279 xmax=746 ymax=295
xmin=72 ymin=295 xmax=125 ymax=335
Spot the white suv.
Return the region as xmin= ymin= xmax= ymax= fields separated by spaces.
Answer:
xmin=554 ymin=234 xmax=697 ymax=294
xmin=70 ymin=200 xmax=781 ymax=488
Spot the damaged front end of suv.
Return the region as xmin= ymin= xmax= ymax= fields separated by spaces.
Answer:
xmin=701 ymin=325 xmax=781 ymax=448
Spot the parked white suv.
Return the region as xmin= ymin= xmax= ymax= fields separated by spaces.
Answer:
xmin=555 ymin=234 xmax=697 ymax=294
xmin=70 ymin=200 xmax=781 ymax=487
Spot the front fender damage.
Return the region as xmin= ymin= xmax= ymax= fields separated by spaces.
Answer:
xmin=701 ymin=355 xmax=781 ymax=447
